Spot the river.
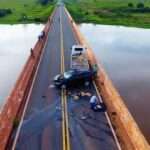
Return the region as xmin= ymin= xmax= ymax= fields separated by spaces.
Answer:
xmin=79 ymin=23 xmax=150 ymax=143
xmin=0 ymin=23 xmax=150 ymax=143
xmin=0 ymin=24 xmax=44 ymax=109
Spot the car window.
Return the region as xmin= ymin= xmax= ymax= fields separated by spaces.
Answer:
xmin=64 ymin=71 xmax=73 ymax=79
xmin=74 ymin=48 xmax=83 ymax=51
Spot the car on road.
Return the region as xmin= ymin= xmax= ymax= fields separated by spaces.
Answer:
xmin=53 ymin=68 xmax=97 ymax=88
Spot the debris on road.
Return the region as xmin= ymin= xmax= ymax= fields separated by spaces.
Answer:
xmin=68 ymin=91 xmax=92 ymax=101
xmin=73 ymin=95 xmax=79 ymax=100
xmin=49 ymin=84 xmax=55 ymax=88
xmin=80 ymin=91 xmax=91 ymax=97
xmin=42 ymin=95 xmax=46 ymax=98
xmin=80 ymin=115 xmax=87 ymax=120
xmin=56 ymin=106 xmax=61 ymax=111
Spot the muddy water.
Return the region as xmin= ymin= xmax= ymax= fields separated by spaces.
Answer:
xmin=79 ymin=23 xmax=150 ymax=143
xmin=0 ymin=24 xmax=44 ymax=109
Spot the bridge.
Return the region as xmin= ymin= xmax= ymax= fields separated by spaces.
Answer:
xmin=0 ymin=4 xmax=149 ymax=150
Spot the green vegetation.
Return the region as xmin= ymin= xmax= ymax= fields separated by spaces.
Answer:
xmin=0 ymin=0 xmax=55 ymax=24
xmin=65 ymin=0 xmax=150 ymax=28
xmin=1 ymin=0 xmax=150 ymax=28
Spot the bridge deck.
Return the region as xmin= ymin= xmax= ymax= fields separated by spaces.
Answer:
xmin=10 ymin=6 xmax=120 ymax=150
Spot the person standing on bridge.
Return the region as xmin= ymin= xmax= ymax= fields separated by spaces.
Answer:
xmin=30 ymin=48 xmax=34 ymax=58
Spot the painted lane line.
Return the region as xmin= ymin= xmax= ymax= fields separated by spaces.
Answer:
xmin=59 ymin=7 xmax=66 ymax=150
xmin=64 ymin=89 xmax=70 ymax=150
xmin=60 ymin=7 xmax=66 ymax=150
xmin=60 ymin=6 xmax=70 ymax=150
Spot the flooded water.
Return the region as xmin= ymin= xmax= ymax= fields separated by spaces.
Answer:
xmin=0 ymin=24 xmax=44 ymax=109
xmin=79 ymin=24 xmax=150 ymax=143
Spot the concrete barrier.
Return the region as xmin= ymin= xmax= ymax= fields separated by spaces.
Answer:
xmin=65 ymin=7 xmax=150 ymax=150
xmin=0 ymin=8 xmax=56 ymax=150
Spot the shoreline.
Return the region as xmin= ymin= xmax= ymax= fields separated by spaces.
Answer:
xmin=0 ymin=19 xmax=150 ymax=29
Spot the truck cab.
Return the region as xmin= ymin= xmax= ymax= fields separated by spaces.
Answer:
xmin=71 ymin=45 xmax=86 ymax=56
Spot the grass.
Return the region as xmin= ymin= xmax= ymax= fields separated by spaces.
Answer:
xmin=1 ymin=0 xmax=150 ymax=28
xmin=64 ymin=0 xmax=150 ymax=28
xmin=0 ymin=0 xmax=55 ymax=24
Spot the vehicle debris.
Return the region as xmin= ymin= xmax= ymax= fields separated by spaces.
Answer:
xmin=69 ymin=91 xmax=92 ymax=101
xmin=80 ymin=115 xmax=87 ymax=120
xmin=42 ymin=95 xmax=46 ymax=98
xmin=73 ymin=95 xmax=79 ymax=100
xmin=49 ymin=84 xmax=55 ymax=88
xmin=56 ymin=106 xmax=61 ymax=111
xmin=80 ymin=91 xmax=91 ymax=97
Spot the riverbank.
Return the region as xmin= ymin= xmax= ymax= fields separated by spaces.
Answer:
xmin=65 ymin=0 xmax=150 ymax=28
xmin=0 ymin=0 xmax=54 ymax=24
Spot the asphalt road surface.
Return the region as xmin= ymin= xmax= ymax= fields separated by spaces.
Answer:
xmin=9 ymin=5 xmax=121 ymax=150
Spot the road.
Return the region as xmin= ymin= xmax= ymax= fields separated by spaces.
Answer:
xmin=9 ymin=5 xmax=121 ymax=150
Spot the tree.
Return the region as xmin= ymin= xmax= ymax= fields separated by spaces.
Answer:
xmin=137 ymin=2 xmax=144 ymax=8
xmin=128 ymin=3 xmax=134 ymax=8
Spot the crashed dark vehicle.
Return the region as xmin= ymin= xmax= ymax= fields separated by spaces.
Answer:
xmin=53 ymin=68 xmax=97 ymax=88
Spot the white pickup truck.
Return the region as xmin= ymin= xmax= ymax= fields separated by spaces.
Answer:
xmin=70 ymin=45 xmax=89 ymax=71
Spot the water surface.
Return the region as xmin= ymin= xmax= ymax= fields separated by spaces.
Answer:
xmin=79 ymin=24 xmax=150 ymax=143
xmin=0 ymin=24 xmax=44 ymax=109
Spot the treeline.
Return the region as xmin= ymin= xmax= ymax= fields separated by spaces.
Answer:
xmin=0 ymin=9 xmax=12 ymax=17
xmin=39 ymin=0 xmax=54 ymax=5
xmin=93 ymin=2 xmax=150 ymax=18
xmin=126 ymin=2 xmax=150 ymax=13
